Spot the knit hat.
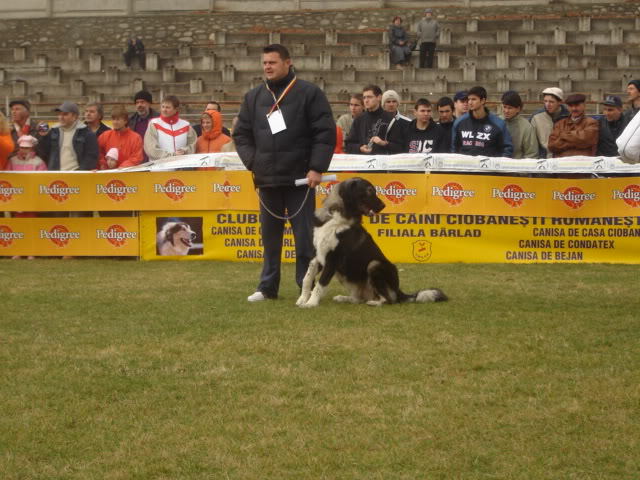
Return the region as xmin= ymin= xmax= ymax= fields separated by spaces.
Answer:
xmin=501 ymin=91 xmax=523 ymax=109
xmin=134 ymin=90 xmax=153 ymax=103
xmin=627 ymin=80 xmax=640 ymax=90
xmin=17 ymin=135 xmax=38 ymax=148
xmin=542 ymin=87 xmax=564 ymax=101
xmin=105 ymin=148 xmax=119 ymax=161
xmin=381 ymin=90 xmax=401 ymax=105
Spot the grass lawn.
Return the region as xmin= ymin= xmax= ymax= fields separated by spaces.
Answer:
xmin=1 ymin=259 xmax=638 ymax=479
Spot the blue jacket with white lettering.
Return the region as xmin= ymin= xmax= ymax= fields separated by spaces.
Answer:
xmin=451 ymin=109 xmax=513 ymax=157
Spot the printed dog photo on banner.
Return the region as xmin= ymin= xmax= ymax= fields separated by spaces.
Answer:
xmin=155 ymin=217 xmax=204 ymax=256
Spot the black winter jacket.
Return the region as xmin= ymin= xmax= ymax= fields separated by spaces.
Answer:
xmin=233 ymin=69 xmax=336 ymax=188
xmin=597 ymin=115 xmax=628 ymax=156
xmin=345 ymin=107 xmax=406 ymax=154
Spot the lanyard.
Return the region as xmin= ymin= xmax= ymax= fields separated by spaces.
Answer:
xmin=265 ymin=76 xmax=297 ymax=116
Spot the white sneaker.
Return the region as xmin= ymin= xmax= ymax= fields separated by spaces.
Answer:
xmin=247 ymin=291 xmax=266 ymax=302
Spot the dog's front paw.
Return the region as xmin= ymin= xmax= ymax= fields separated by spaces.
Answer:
xmin=295 ymin=294 xmax=309 ymax=306
xmin=298 ymin=300 xmax=319 ymax=308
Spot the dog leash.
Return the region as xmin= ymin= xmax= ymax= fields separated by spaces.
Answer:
xmin=257 ymin=187 xmax=312 ymax=221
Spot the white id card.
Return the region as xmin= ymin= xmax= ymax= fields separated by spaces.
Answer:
xmin=267 ymin=109 xmax=287 ymax=134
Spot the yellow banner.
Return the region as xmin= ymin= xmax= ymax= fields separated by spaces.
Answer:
xmin=0 ymin=217 xmax=139 ymax=256
xmin=139 ymin=210 xmax=640 ymax=264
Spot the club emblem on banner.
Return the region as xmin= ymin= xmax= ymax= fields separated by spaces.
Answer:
xmin=412 ymin=240 xmax=432 ymax=262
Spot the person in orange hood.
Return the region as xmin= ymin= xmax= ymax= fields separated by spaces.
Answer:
xmin=98 ymin=105 xmax=143 ymax=169
xmin=196 ymin=109 xmax=231 ymax=153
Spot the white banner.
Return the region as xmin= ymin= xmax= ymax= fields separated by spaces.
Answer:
xmin=110 ymin=152 xmax=640 ymax=175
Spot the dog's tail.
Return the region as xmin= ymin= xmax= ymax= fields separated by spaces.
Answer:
xmin=400 ymin=288 xmax=448 ymax=303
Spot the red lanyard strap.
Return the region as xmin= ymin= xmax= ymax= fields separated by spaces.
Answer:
xmin=265 ymin=76 xmax=297 ymax=116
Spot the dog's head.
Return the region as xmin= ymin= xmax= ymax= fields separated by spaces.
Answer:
xmin=163 ymin=222 xmax=196 ymax=249
xmin=334 ymin=177 xmax=385 ymax=219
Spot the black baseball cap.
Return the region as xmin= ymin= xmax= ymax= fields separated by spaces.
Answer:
xmin=601 ymin=95 xmax=622 ymax=108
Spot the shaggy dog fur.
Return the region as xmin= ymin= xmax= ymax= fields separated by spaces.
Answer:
xmin=296 ymin=177 xmax=447 ymax=307
xmin=157 ymin=222 xmax=196 ymax=256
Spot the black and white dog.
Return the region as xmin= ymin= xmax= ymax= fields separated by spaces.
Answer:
xmin=296 ymin=177 xmax=447 ymax=307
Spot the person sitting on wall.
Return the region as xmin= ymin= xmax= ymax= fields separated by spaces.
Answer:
xmin=388 ymin=16 xmax=413 ymax=69
xmin=123 ymin=35 xmax=145 ymax=70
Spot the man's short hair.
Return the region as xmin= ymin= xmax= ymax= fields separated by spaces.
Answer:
xmin=110 ymin=105 xmax=129 ymax=121
xmin=468 ymin=86 xmax=487 ymax=100
xmin=351 ymin=93 xmax=364 ymax=104
xmin=207 ymin=101 xmax=221 ymax=112
xmin=414 ymin=98 xmax=432 ymax=109
xmin=501 ymin=91 xmax=522 ymax=109
xmin=437 ymin=97 xmax=454 ymax=109
xmin=86 ymin=102 xmax=104 ymax=119
xmin=263 ymin=44 xmax=290 ymax=60
xmin=363 ymin=85 xmax=382 ymax=97
xmin=162 ymin=95 xmax=180 ymax=109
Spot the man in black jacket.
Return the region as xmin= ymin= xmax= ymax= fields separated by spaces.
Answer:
xmin=345 ymin=84 xmax=405 ymax=155
xmin=405 ymin=98 xmax=448 ymax=154
xmin=234 ymin=44 xmax=336 ymax=302
xmin=597 ymin=95 xmax=628 ymax=156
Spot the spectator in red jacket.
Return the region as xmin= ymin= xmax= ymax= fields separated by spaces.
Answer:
xmin=98 ymin=105 xmax=143 ymax=169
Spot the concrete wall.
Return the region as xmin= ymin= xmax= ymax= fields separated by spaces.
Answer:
xmin=3 ymin=0 xmax=623 ymax=19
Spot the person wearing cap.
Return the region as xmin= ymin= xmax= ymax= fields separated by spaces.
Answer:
xmin=622 ymin=80 xmax=640 ymax=123
xmin=405 ymin=98 xmax=448 ymax=154
xmin=345 ymin=84 xmax=406 ymax=155
xmin=452 ymin=86 xmax=513 ymax=157
xmin=84 ymin=102 xmax=111 ymax=138
xmin=416 ymin=8 xmax=440 ymax=69
xmin=596 ymin=95 xmax=628 ymax=157
xmin=453 ymin=91 xmax=469 ymax=119
xmin=6 ymin=134 xmax=46 ymax=258
xmin=97 ymin=105 xmax=143 ymax=169
xmin=381 ymin=90 xmax=411 ymax=124
xmin=8 ymin=99 xmax=43 ymax=159
xmin=128 ymin=90 xmax=159 ymax=162
xmin=144 ymin=95 xmax=197 ymax=161
xmin=548 ymin=93 xmax=599 ymax=157
xmin=40 ymin=101 xmax=98 ymax=171
xmin=500 ymin=91 xmax=538 ymax=159
xmin=529 ymin=87 xmax=570 ymax=158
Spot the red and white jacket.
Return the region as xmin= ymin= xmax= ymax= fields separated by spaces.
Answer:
xmin=143 ymin=113 xmax=196 ymax=161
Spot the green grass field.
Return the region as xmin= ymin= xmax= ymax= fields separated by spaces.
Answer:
xmin=1 ymin=259 xmax=638 ymax=479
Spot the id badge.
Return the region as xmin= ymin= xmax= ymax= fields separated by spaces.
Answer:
xmin=267 ymin=109 xmax=287 ymax=134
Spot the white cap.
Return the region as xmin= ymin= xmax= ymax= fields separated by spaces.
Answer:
xmin=542 ymin=87 xmax=564 ymax=101
xmin=106 ymin=147 xmax=119 ymax=161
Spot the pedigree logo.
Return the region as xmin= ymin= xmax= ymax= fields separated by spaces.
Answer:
xmin=212 ymin=180 xmax=241 ymax=198
xmin=96 ymin=224 xmax=137 ymax=247
xmin=0 ymin=180 xmax=24 ymax=202
xmin=0 ymin=225 xmax=24 ymax=247
xmin=491 ymin=184 xmax=536 ymax=207
xmin=39 ymin=180 xmax=80 ymax=203
xmin=432 ymin=182 xmax=475 ymax=206
xmin=612 ymin=184 xmax=640 ymax=208
xmin=376 ymin=181 xmax=417 ymax=205
xmin=154 ymin=178 xmax=197 ymax=201
xmin=40 ymin=225 xmax=80 ymax=247
xmin=96 ymin=180 xmax=138 ymax=202
xmin=316 ymin=180 xmax=339 ymax=197
xmin=552 ymin=187 xmax=596 ymax=209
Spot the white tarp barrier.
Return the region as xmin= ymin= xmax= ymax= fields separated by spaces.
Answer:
xmin=112 ymin=152 xmax=640 ymax=174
